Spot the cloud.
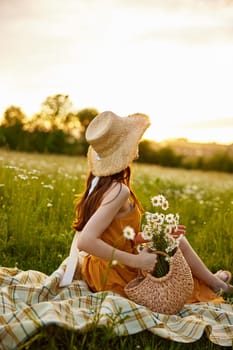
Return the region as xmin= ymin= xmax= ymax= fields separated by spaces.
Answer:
xmin=116 ymin=0 xmax=233 ymax=45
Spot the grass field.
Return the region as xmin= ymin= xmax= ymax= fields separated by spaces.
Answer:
xmin=0 ymin=149 xmax=232 ymax=349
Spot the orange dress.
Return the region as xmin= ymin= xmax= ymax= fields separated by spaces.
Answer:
xmin=82 ymin=204 xmax=140 ymax=296
xmin=81 ymin=205 xmax=224 ymax=303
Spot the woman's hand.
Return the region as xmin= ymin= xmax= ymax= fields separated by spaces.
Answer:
xmin=134 ymin=232 xmax=150 ymax=245
xmin=136 ymin=248 xmax=157 ymax=272
xmin=172 ymin=225 xmax=186 ymax=238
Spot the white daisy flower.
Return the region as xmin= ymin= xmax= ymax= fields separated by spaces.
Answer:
xmin=158 ymin=194 xmax=166 ymax=205
xmin=165 ymin=213 xmax=175 ymax=224
xmin=161 ymin=200 xmax=169 ymax=210
xmin=157 ymin=214 xmax=165 ymax=225
xmin=151 ymin=213 xmax=160 ymax=222
xmin=164 ymin=225 xmax=172 ymax=235
xmin=123 ymin=226 xmax=135 ymax=240
xmin=152 ymin=223 xmax=162 ymax=233
xmin=151 ymin=196 xmax=161 ymax=207
xmin=141 ymin=229 xmax=153 ymax=240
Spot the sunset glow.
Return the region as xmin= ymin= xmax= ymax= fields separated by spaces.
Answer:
xmin=0 ymin=0 xmax=233 ymax=144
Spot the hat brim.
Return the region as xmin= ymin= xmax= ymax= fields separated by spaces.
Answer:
xmin=87 ymin=113 xmax=150 ymax=176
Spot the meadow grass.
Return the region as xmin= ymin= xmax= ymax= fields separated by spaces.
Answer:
xmin=0 ymin=149 xmax=232 ymax=350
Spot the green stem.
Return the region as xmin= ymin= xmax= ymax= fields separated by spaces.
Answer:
xmin=152 ymin=255 xmax=169 ymax=277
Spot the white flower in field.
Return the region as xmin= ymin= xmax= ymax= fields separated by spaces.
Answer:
xmin=17 ymin=174 xmax=28 ymax=180
xmin=43 ymin=184 xmax=54 ymax=190
xmin=151 ymin=196 xmax=161 ymax=207
xmin=157 ymin=214 xmax=165 ymax=225
xmin=28 ymin=169 xmax=40 ymax=175
xmin=165 ymin=213 xmax=175 ymax=224
xmin=47 ymin=202 xmax=53 ymax=207
xmin=4 ymin=165 xmax=14 ymax=169
xmin=152 ymin=223 xmax=162 ymax=233
xmin=141 ymin=228 xmax=153 ymax=240
xmin=151 ymin=212 xmax=160 ymax=222
xmin=159 ymin=213 xmax=165 ymax=220
xmin=123 ymin=226 xmax=135 ymax=240
xmin=164 ymin=225 xmax=172 ymax=235
xmin=159 ymin=194 xmax=166 ymax=204
xmin=161 ymin=199 xmax=169 ymax=210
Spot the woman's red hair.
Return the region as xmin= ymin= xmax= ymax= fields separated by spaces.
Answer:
xmin=72 ymin=166 xmax=143 ymax=231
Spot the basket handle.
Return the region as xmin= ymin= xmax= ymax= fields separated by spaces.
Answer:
xmin=153 ymin=250 xmax=170 ymax=257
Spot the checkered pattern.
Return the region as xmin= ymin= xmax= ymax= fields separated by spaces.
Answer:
xmin=0 ymin=261 xmax=232 ymax=349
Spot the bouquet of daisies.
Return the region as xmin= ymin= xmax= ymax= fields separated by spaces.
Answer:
xmin=123 ymin=194 xmax=184 ymax=278
xmin=141 ymin=194 xmax=184 ymax=277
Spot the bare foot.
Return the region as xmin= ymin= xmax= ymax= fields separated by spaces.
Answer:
xmin=215 ymin=270 xmax=232 ymax=283
xmin=214 ymin=270 xmax=233 ymax=294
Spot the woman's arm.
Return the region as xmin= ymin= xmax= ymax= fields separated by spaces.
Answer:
xmin=77 ymin=183 xmax=157 ymax=270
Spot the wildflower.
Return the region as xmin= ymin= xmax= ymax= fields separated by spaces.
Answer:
xmin=161 ymin=199 xmax=169 ymax=210
xmin=141 ymin=227 xmax=153 ymax=240
xmin=151 ymin=194 xmax=169 ymax=210
xmin=111 ymin=259 xmax=118 ymax=266
xmin=165 ymin=213 xmax=175 ymax=224
xmin=164 ymin=225 xmax=172 ymax=235
xmin=47 ymin=202 xmax=53 ymax=207
xmin=43 ymin=184 xmax=54 ymax=190
xmin=151 ymin=196 xmax=161 ymax=207
xmin=141 ymin=194 xmax=181 ymax=277
xmin=17 ymin=174 xmax=28 ymax=180
xmin=123 ymin=226 xmax=135 ymax=240
xmin=151 ymin=212 xmax=161 ymax=222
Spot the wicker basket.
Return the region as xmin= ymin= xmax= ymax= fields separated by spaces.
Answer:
xmin=124 ymin=248 xmax=194 ymax=315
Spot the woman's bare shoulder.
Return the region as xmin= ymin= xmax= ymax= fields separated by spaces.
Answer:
xmin=102 ymin=182 xmax=130 ymax=204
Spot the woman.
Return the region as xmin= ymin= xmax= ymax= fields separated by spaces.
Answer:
xmin=62 ymin=111 xmax=233 ymax=302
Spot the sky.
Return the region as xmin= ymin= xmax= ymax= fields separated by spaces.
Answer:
xmin=1 ymin=0 xmax=233 ymax=144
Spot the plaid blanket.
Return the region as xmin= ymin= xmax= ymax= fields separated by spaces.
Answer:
xmin=0 ymin=260 xmax=232 ymax=350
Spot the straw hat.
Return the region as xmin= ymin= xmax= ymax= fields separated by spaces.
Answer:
xmin=85 ymin=111 xmax=150 ymax=176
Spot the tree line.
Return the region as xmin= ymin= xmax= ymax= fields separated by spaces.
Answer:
xmin=0 ymin=93 xmax=232 ymax=173
xmin=0 ymin=94 xmax=97 ymax=156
